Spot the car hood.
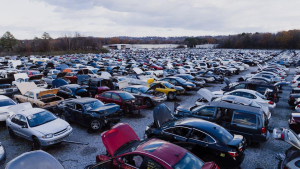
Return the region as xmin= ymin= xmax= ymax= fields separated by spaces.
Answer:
xmin=77 ymin=75 xmax=90 ymax=84
xmin=0 ymin=78 xmax=13 ymax=85
xmin=133 ymin=67 xmax=143 ymax=74
xmin=175 ymin=86 xmax=184 ymax=91
xmin=146 ymin=83 xmax=161 ymax=92
xmin=101 ymin=123 xmax=139 ymax=157
xmin=153 ymin=104 xmax=174 ymax=128
xmin=16 ymin=82 xmax=38 ymax=95
xmin=32 ymin=118 xmax=69 ymax=135
xmin=52 ymin=79 xmax=69 ymax=88
xmin=88 ymin=103 xmax=120 ymax=116
xmin=197 ymin=88 xmax=213 ymax=102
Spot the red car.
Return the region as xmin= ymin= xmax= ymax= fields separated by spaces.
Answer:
xmin=95 ymin=91 xmax=147 ymax=114
xmin=149 ymin=64 xmax=163 ymax=70
xmin=64 ymin=72 xmax=78 ymax=83
xmin=96 ymin=123 xmax=218 ymax=169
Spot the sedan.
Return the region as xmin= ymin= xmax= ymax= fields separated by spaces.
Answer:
xmin=6 ymin=108 xmax=72 ymax=150
xmin=96 ymin=123 xmax=218 ymax=169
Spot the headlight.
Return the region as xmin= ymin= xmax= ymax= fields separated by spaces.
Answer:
xmin=42 ymin=134 xmax=53 ymax=139
xmin=67 ymin=125 xmax=72 ymax=131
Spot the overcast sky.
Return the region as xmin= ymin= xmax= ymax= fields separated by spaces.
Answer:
xmin=0 ymin=0 xmax=299 ymax=39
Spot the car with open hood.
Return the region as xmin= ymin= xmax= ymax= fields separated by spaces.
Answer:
xmin=96 ymin=123 xmax=217 ymax=169
xmin=6 ymin=107 xmax=72 ymax=149
xmin=145 ymin=104 xmax=245 ymax=168
xmin=57 ymin=98 xmax=121 ymax=131
xmin=273 ymin=128 xmax=300 ymax=169
xmin=95 ymin=91 xmax=147 ymax=115
xmin=160 ymin=76 xmax=197 ymax=91
xmin=5 ymin=150 xmax=64 ymax=169
xmin=14 ymin=82 xmax=64 ymax=110
xmin=147 ymin=79 xmax=185 ymax=100
xmin=121 ymin=83 xmax=167 ymax=108
xmin=43 ymin=72 xmax=70 ymax=87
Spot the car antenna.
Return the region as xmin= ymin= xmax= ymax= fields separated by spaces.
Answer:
xmin=175 ymin=153 xmax=181 ymax=157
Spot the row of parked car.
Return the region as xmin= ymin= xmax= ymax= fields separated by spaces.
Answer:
xmin=0 ymin=49 xmax=299 ymax=169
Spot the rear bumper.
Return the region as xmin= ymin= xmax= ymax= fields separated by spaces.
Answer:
xmin=252 ymin=131 xmax=270 ymax=143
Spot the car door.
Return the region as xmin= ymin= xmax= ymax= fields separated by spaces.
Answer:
xmin=228 ymin=91 xmax=242 ymax=96
xmin=27 ymin=92 xmax=35 ymax=105
xmin=230 ymin=111 xmax=258 ymax=140
xmin=111 ymin=93 xmax=122 ymax=105
xmin=118 ymin=154 xmax=147 ymax=169
xmin=162 ymin=126 xmax=192 ymax=143
xmin=16 ymin=115 xmax=31 ymax=139
xmin=8 ymin=114 xmax=22 ymax=136
xmin=241 ymin=92 xmax=256 ymax=99
xmin=193 ymin=106 xmax=217 ymax=122
xmin=73 ymin=103 xmax=85 ymax=123
xmin=132 ymin=88 xmax=143 ymax=100
xmin=20 ymin=91 xmax=30 ymax=103
xmin=64 ymin=102 xmax=75 ymax=121
xmin=187 ymin=128 xmax=217 ymax=155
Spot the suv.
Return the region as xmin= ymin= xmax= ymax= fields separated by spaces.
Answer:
xmin=175 ymin=101 xmax=269 ymax=144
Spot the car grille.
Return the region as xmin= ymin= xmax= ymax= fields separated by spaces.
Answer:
xmin=5 ymin=89 xmax=13 ymax=92
xmin=54 ymin=128 xmax=68 ymax=136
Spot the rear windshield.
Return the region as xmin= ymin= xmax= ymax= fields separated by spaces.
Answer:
xmin=173 ymin=152 xmax=204 ymax=169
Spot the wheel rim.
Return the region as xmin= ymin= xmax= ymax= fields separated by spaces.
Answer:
xmin=91 ymin=120 xmax=101 ymax=130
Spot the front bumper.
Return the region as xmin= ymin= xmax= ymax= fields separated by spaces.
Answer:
xmin=39 ymin=129 xmax=73 ymax=146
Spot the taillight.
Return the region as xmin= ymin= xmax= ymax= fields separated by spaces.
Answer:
xmin=261 ymin=127 xmax=266 ymax=135
xmin=238 ymin=146 xmax=243 ymax=152
xmin=215 ymin=165 xmax=220 ymax=169
xmin=268 ymin=101 xmax=273 ymax=104
xmin=281 ymin=77 xmax=284 ymax=79
xmin=228 ymin=151 xmax=239 ymax=158
xmin=291 ymin=96 xmax=294 ymax=100
xmin=293 ymin=81 xmax=296 ymax=84
xmin=281 ymin=133 xmax=285 ymax=139
xmin=298 ymin=105 xmax=300 ymax=108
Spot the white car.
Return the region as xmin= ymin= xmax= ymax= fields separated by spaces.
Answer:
xmin=0 ymin=96 xmax=17 ymax=121
xmin=291 ymin=75 xmax=300 ymax=88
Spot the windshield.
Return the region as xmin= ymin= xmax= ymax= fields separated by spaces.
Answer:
xmin=0 ymin=99 xmax=16 ymax=107
xmin=91 ymin=69 xmax=98 ymax=73
xmin=139 ymin=86 xmax=149 ymax=93
xmin=37 ymin=94 xmax=56 ymax=99
xmin=214 ymin=126 xmax=234 ymax=144
xmin=256 ymin=92 xmax=267 ymax=100
xmin=185 ymin=75 xmax=195 ymax=80
xmin=83 ymin=100 xmax=104 ymax=111
xmin=250 ymin=101 xmax=261 ymax=108
xmin=27 ymin=111 xmax=57 ymax=127
xmin=173 ymin=152 xmax=204 ymax=169
xmin=119 ymin=92 xmax=135 ymax=100
xmin=163 ymin=82 xmax=174 ymax=88
xmin=176 ymin=77 xmax=186 ymax=83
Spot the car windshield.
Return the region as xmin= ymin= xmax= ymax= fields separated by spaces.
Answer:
xmin=185 ymin=75 xmax=195 ymax=80
xmin=163 ymin=82 xmax=174 ymax=88
xmin=27 ymin=111 xmax=57 ymax=127
xmin=119 ymin=92 xmax=135 ymax=100
xmin=173 ymin=152 xmax=204 ymax=169
xmin=255 ymin=92 xmax=267 ymax=100
xmin=0 ymin=99 xmax=16 ymax=107
xmin=214 ymin=126 xmax=234 ymax=144
xmin=176 ymin=78 xmax=186 ymax=83
xmin=83 ymin=100 xmax=104 ymax=111
xmin=250 ymin=101 xmax=261 ymax=108
xmin=139 ymin=86 xmax=149 ymax=93
xmin=37 ymin=94 xmax=56 ymax=99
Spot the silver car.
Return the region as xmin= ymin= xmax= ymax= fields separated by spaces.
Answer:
xmin=6 ymin=108 xmax=72 ymax=149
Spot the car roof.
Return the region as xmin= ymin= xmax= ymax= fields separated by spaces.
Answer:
xmin=220 ymin=95 xmax=253 ymax=105
xmin=127 ymin=85 xmax=147 ymax=88
xmin=135 ymin=138 xmax=186 ymax=167
xmin=64 ymin=84 xmax=80 ymax=88
xmin=67 ymin=98 xmax=98 ymax=104
xmin=204 ymin=101 xmax=263 ymax=114
xmin=230 ymin=89 xmax=257 ymax=94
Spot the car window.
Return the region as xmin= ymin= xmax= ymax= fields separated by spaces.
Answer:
xmin=102 ymin=92 xmax=112 ymax=98
xmin=232 ymin=112 xmax=257 ymax=126
xmin=65 ymin=102 xmax=73 ymax=108
xmin=229 ymin=92 xmax=241 ymax=96
xmin=66 ymin=73 xmax=73 ymax=76
xmin=190 ymin=129 xmax=214 ymax=143
xmin=132 ymin=88 xmax=140 ymax=94
xmin=75 ymin=103 xmax=83 ymax=111
xmin=234 ymin=84 xmax=245 ymax=89
xmin=29 ymin=92 xmax=34 ymax=99
xmin=122 ymin=154 xmax=145 ymax=168
xmin=146 ymin=158 xmax=164 ymax=169
xmin=196 ymin=107 xmax=216 ymax=117
xmin=19 ymin=115 xmax=27 ymax=125
xmin=242 ymin=92 xmax=256 ymax=99
xmin=24 ymin=91 xmax=30 ymax=97
xmin=111 ymin=93 xmax=120 ymax=100
xmin=248 ymin=84 xmax=256 ymax=90
xmin=123 ymin=88 xmax=131 ymax=93
xmin=164 ymin=127 xmax=191 ymax=138
xmin=90 ymin=81 xmax=98 ymax=86
xmin=11 ymin=114 xmax=21 ymax=124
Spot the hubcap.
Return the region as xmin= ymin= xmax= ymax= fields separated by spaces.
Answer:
xmin=91 ymin=120 xmax=100 ymax=130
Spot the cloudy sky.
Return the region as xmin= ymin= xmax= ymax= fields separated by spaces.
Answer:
xmin=0 ymin=0 xmax=299 ymax=39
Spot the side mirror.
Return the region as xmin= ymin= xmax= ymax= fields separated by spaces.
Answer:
xmin=22 ymin=124 xmax=28 ymax=128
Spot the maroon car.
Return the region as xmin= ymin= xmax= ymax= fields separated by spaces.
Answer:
xmin=95 ymin=91 xmax=147 ymax=114
xmin=95 ymin=123 xmax=219 ymax=169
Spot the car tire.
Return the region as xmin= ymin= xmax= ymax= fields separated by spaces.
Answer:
xmin=32 ymin=136 xmax=41 ymax=150
xmin=8 ymin=128 xmax=16 ymax=139
xmin=145 ymin=98 xmax=153 ymax=108
xmin=167 ymin=92 xmax=175 ymax=100
xmin=90 ymin=119 xmax=102 ymax=131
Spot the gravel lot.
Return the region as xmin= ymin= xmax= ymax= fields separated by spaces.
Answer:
xmin=0 ymin=61 xmax=294 ymax=169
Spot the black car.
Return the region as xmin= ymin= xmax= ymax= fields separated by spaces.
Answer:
xmin=288 ymin=89 xmax=300 ymax=106
xmin=57 ymin=84 xmax=91 ymax=99
xmin=145 ymin=104 xmax=246 ymax=168
xmin=57 ymin=98 xmax=122 ymax=130
xmin=222 ymin=78 xmax=280 ymax=102
xmin=175 ymin=101 xmax=269 ymax=144
xmin=241 ymin=59 xmax=257 ymax=66
xmin=174 ymin=74 xmax=205 ymax=87
xmin=160 ymin=77 xmax=197 ymax=91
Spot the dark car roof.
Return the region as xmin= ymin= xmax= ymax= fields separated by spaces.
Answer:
xmin=237 ymin=81 xmax=274 ymax=87
xmin=89 ymin=78 xmax=104 ymax=81
xmin=64 ymin=84 xmax=80 ymax=89
xmin=203 ymin=101 xmax=263 ymax=115
xmin=68 ymin=98 xmax=98 ymax=104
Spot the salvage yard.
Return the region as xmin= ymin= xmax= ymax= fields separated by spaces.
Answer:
xmin=0 ymin=51 xmax=296 ymax=169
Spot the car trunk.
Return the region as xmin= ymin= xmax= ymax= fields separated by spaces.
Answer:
xmin=40 ymin=96 xmax=63 ymax=104
xmin=227 ymin=135 xmax=245 ymax=155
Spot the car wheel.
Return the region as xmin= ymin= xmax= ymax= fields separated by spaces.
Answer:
xmin=145 ymin=98 xmax=153 ymax=108
xmin=167 ymin=92 xmax=175 ymax=100
xmin=90 ymin=119 xmax=102 ymax=131
xmin=8 ymin=128 xmax=16 ymax=139
xmin=32 ymin=136 xmax=41 ymax=150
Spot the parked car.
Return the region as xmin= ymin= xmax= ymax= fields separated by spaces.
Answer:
xmin=273 ymin=127 xmax=300 ymax=169
xmin=174 ymin=74 xmax=205 ymax=88
xmin=57 ymin=98 xmax=121 ymax=131
xmin=145 ymin=104 xmax=245 ymax=168
xmin=189 ymin=70 xmax=224 ymax=83
xmin=0 ymin=78 xmax=19 ymax=97
xmin=122 ymin=84 xmax=167 ymax=107
xmin=288 ymin=89 xmax=300 ymax=106
xmin=64 ymin=72 xmax=78 ymax=83
xmin=57 ymin=84 xmax=91 ymax=99
xmin=147 ymin=79 xmax=185 ymax=100
xmin=96 ymin=123 xmax=218 ymax=169
xmin=0 ymin=142 xmax=5 ymax=166
xmin=0 ymin=95 xmax=17 ymax=122
xmin=175 ymin=101 xmax=269 ymax=144
xmin=95 ymin=91 xmax=147 ymax=115
xmin=79 ymin=78 xmax=112 ymax=97
xmin=5 ymin=150 xmax=64 ymax=169
xmin=6 ymin=108 xmax=72 ymax=149
xmin=161 ymin=77 xmax=197 ymax=91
